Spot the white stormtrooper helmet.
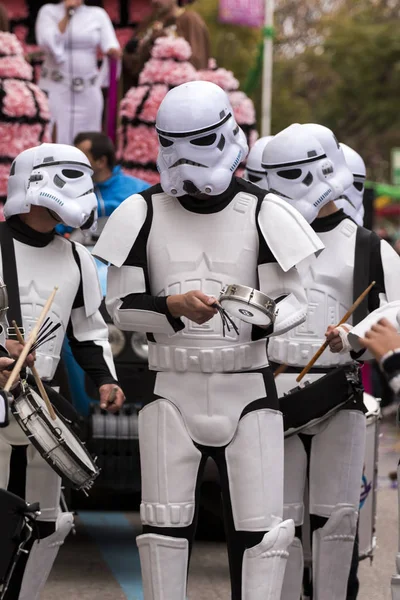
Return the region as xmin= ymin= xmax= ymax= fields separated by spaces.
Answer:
xmin=244 ymin=136 xmax=273 ymax=188
xmin=156 ymin=81 xmax=249 ymax=197
xmin=5 ymin=143 xmax=97 ymax=229
xmin=262 ymin=123 xmax=342 ymax=223
xmin=335 ymin=143 xmax=366 ymax=226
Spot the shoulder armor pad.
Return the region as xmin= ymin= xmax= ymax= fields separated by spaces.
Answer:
xmin=258 ymin=193 xmax=325 ymax=272
xmin=93 ymin=194 xmax=148 ymax=267
xmin=73 ymin=242 xmax=103 ymax=317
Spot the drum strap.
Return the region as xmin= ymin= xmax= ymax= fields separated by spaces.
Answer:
xmin=352 ymin=226 xmax=374 ymax=326
xmin=0 ymin=222 xmax=23 ymax=340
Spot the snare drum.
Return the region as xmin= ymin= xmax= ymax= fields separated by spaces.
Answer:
xmin=11 ymin=382 xmax=100 ymax=493
xmin=358 ymin=393 xmax=380 ymax=560
xmin=218 ymin=284 xmax=277 ymax=327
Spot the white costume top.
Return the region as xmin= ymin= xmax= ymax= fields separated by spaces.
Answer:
xmin=0 ymin=217 xmax=117 ymax=384
xmin=268 ymin=210 xmax=400 ymax=368
xmin=36 ymin=3 xmax=118 ymax=85
xmin=94 ymin=178 xmax=324 ymax=374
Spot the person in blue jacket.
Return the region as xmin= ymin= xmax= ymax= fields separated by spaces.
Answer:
xmin=57 ymin=131 xmax=150 ymax=235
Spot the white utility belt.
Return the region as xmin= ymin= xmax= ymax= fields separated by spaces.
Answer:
xmin=148 ymin=340 xmax=268 ymax=373
xmin=41 ymin=68 xmax=97 ymax=92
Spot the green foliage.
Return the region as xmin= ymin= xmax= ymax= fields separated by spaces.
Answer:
xmin=193 ymin=0 xmax=400 ymax=180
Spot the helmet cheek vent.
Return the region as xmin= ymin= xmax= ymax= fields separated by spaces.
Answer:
xmin=302 ymin=172 xmax=313 ymax=187
xmin=53 ymin=174 xmax=66 ymax=188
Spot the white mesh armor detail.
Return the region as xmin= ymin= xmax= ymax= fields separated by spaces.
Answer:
xmin=280 ymin=537 xmax=304 ymax=600
xmin=312 ymin=505 xmax=358 ymax=600
xmin=136 ymin=534 xmax=188 ymax=600
xmin=93 ymin=194 xmax=148 ymax=267
xmin=19 ymin=512 xmax=74 ymax=600
xmin=225 ymin=409 xmax=284 ymax=531
xmin=242 ymin=520 xmax=295 ymax=600
xmin=268 ymin=218 xmax=357 ymax=368
xmin=138 ymin=399 xmax=201 ymax=528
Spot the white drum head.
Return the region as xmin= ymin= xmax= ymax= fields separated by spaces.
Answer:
xmin=220 ymin=299 xmax=272 ymax=327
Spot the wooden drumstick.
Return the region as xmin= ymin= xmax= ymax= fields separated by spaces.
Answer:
xmin=274 ymin=363 xmax=288 ymax=378
xmin=12 ymin=321 xmax=57 ymax=421
xmin=4 ymin=287 xmax=58 ymax=393
xmin=296 ymin=280 xmax=376 ymax=383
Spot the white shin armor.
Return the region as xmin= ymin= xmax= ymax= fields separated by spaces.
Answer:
xmin=280 ymin=537 xmax=304 ymax=600
xmin=242 ymin=519 xmax=294 ymax=600
xmin=136 ymin=534 xmax=189 ymax=600
xmin=18 ymin=512 xmax=74 ymax=600
xmin=312 ymin=504 xmax=358 ymax=600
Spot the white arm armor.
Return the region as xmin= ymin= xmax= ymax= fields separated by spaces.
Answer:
xmin=94 ymin=194 xmax=180 ymax=335
xmin=258 ymin=193 xmax=325 ymax=272
xmin=93 ymin=194 xmax=148 ymax=267
xmin=258 ymin=262 xmax=307 ymax=336
xmin=70 ymin=242 xmax=117 ymax=381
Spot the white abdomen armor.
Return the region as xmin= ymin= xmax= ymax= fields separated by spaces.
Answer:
xmin=147 ymin=193 xmax=268 ymax=370
xmin=269 ymin=218 xmax=357 ymax=368
xmin=1 ymin=237 xmax=81 ymax=380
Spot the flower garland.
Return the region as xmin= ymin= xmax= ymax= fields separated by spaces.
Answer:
xmin=0 ymin=32 xmax=51 ymax=201
xmin=118 ymin=37 xmax=258 ymax=184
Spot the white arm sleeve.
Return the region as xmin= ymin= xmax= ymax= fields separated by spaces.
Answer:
xmin=35 ymin=5 xmax=67 ymax=64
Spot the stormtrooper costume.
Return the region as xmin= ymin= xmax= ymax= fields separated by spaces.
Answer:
xmin=0 ymin=143 xmax=118 ymax=600
xmin=244 ymin=136 xmax=273 ymax=188
xmin=261 ymin=123 xmax=400 ymax=600
xmin=94 ymin=81 xmax=324 ymax=600
xmin=335 ymin=144 xmax=366 ymax=226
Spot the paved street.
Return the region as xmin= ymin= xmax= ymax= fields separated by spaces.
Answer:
xmin=43 ymin=408 xmax=399 ymax=600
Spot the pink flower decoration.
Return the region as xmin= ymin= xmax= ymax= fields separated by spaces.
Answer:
xmin=0 ymin=163 xmax=11 ymax=199
xmin=229 ymin=91 xmax=256 ymax=125
xmin=119 ymin=86 xmax=149 ymax=120
xmin=103 ymin=0 xmax=119 ymax=22
xmin=2 ymin=80 xmax=37 ymax=118
xmin=29 ymin=84 xmax=51 ymax=121
xmin=0 ymin=123 xmax=44 ymax=158
xmin=122 ymin=167 xmax=160 ymax=186
xmin=139 ymin=84 xmax=169 ymax=123
xmin=123 ymin=125 xmax=159 ymax=164
xmin=0 ymin=32 xmax=24 ymax=57
xmin=139 ymin=57 xmax=198 ymax=86
xmin=198 ymin=64 xmax=239 ymax=92
xmin=0 ymin=56 xmax=32 ymax=81
xmin=151 ymin=36 xmax=192 ymax=62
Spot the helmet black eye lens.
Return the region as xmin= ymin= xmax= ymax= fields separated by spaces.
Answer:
xmin=354 ymin=182 xmax=364 ymax=192
xmin=159 ymin=136 xmax=174 ymax=147
xmin=62 ymin=169 xmax=84 ymax=179
xmin=277 ymin=169 xmax=302 ymax=180
xmin=190 ymin=134 xmax=217 ymax=147
xmin=248 ymin=174 xmax=262 ymax=183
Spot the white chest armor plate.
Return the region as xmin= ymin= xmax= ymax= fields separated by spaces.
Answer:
xmin=268 ymin=218 xmax=357 ymax=368
xmin=0 ymin=237 xmax=81 ymax=380
xmin=147 ymin=193 xmax=269 ymax=371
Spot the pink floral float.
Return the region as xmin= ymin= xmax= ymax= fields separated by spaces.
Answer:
xmin=118 ymin=37 xmax=258 ymax=185
xmin=0 ymin=32 xmax=51 ymax=203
